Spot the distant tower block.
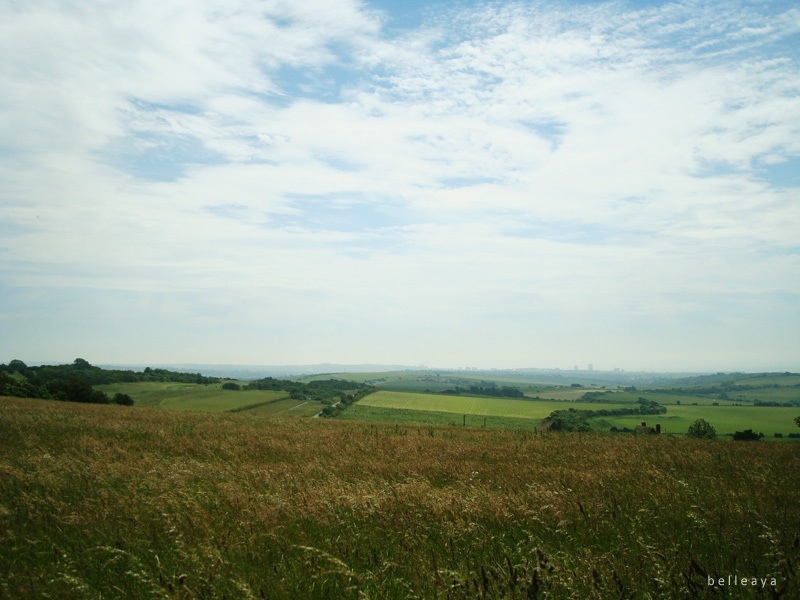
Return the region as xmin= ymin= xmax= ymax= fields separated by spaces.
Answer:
xmin=588 ymin=363 xmax=593 ymax=371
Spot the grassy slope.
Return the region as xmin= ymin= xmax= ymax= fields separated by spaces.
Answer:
xmin=94 ymin=382 xmax=327 ymax=415
xmin=2 ymin=396 xmax=799 ymax=599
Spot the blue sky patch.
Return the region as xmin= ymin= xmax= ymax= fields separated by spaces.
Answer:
xmin=100 ymin=133 xmax=224 ymax=182
xmin=756 ymin=156 xmax=800 ymax=188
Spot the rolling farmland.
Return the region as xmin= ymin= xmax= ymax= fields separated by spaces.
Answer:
xmin=93 ymin=382 xmax=324 ymax=415
xmin=93 ymin=374 xmax=800 ymax=439
xmin=356 ymin=390 xmax=628 ymax=420
xmin=600 ymin=404 xmax=799 ymax=437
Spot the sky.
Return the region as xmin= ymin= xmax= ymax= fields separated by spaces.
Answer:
xmin=1 ymin=0 xmax=799 ymax=372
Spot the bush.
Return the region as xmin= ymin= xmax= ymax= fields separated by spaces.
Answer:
xmin=113 ymin=393 xmax=134 ymax=406
xmin=221 ymin=382 xmax=241 ymax=390
xmin=687 ymin=419 xmax=716 ymax=439
xmin=47 ymin=377 xmax=109 ymax=404
xmin=733 ymin=429 xmax=763 ymax=441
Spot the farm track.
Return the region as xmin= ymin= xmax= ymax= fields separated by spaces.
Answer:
xmin=275 ymin=400 xmax=309 ymax=415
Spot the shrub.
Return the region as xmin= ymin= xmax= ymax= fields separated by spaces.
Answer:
xmin=112 ymin=393 xmax=134 ymax=406
xmin=733 ymin=429 xmax=763 ymax=441
xmin=687 ymin=419 xmax=716 ymax=439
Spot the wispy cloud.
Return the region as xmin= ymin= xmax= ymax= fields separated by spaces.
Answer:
xmin=0 ymin=0 xmax=798 ymax=370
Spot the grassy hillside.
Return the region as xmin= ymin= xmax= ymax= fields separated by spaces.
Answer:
xmin=94 ymin=382 xmax=325 ymax=416
xmin=1 ymin=395 xmax=798 ymax=599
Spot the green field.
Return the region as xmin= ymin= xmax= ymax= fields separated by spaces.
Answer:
xmin=94 ymin=382 xmax=328 ymax=416
xmin=357 ymin=390 xmax=628 ymax=421
xmin=601 ymin=405 xmax=800 ymax=437
xmin=338 ymin=403 xmax=543 ymax=430
xmin=727 ymin=374 xmax=800 ymax=387
xmin=345 ymin=389 xmax=800 ymax=440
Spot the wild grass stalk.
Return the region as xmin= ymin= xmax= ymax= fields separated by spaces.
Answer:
xmin=1 ymin=396 xmax=798 ymax=598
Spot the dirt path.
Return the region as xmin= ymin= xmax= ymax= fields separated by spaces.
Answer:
xmin=312 ymin=400 xmax=340 ymax=418
xmin=275 ymin=401 xmax=309 ymax=415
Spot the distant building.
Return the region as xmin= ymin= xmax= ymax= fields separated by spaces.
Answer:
xmin=635 ymin=421 xmax=661 ymax=435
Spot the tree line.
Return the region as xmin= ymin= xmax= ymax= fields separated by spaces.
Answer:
xmin=0 ymin=358 xmax=221 ymax=405
xmin=439 ymin=381 xmax=525 ymax=398
xmin=546 ymin=398 xmax=667 ymax=432
xmin=244 ymin=377 xmax=374 ymax=406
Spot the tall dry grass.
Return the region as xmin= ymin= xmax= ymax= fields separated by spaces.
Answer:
xmin=1 ymin=396 xmax=798 ymax=598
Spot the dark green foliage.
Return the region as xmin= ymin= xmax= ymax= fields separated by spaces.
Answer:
xmin=0 ymin=358 xmax=220 ymax=386
xmin=7 ymin=358 xmax=28 ymax=373
xmin=754 ymin=399 xmax=800 ymax=407
xmin=246 ymin=377 xmax=373 ymax=414
xmin=0 ymin=371 xmax=49 ymax=398
xmin=113 ymin=393 xmax=134 ymax=406
xmin=0 ymin=359 xmax=220 ymax=404
xmin=687 ymin=418 xmax=717 ymax=439
xmin=47 ymin=377 xmax=110 ymax=404
xmin=439 ymin=381 xmax=525 ymax=398
xmin=547 ymin=398 xmax=667 ymax=432
xmin=221 ymin=382 xmax=241 ymax=390
xmin=543 ymin=409 xmax=589 ymax=432
xmin=732 ymin=429 xmax=764 ymax=441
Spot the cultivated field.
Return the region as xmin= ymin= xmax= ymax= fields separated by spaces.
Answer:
xmin=357 ymin=390 xmax=628 ymax=421
xmin=347 ymin=395 xmax=799 ymax=437
xmin=1 ymin=396 xmax=798 ymax=599
xmin=94 ymin=382 xmax=324 ymax=417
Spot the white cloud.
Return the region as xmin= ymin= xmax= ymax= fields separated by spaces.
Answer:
xmin=1 ymin=0 xmax=798 ymax=370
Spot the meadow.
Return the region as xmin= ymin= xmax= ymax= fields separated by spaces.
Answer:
xmin=2 ymin=395 xmax=798 ymax=599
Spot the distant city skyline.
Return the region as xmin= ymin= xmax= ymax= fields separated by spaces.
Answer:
xmin=1 ymin=1 xmax=798 ymax=372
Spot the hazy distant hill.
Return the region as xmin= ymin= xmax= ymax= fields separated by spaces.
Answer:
xmin=98 ymin=363 xmax=715 ymax=386
xmin=100 ymin=363 xmax=421 ymax=380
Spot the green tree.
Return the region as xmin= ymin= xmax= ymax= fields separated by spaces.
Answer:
xmin=687 ymin=418 xmax=716 ymax=439
xmin=47 ymin=377 xmax=109 ymax=404
xmin=8 ymin=359 xmax=28 ymax=373
xmin=795 ymin=415 xmax=800 ymax=428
